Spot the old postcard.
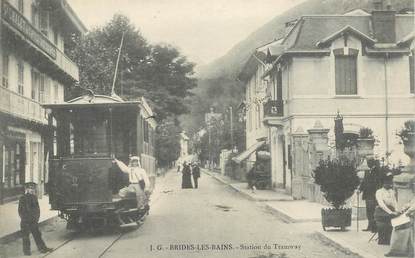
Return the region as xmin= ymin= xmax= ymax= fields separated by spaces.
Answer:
xmin=0 ymin=0 xmax=414 ymax=257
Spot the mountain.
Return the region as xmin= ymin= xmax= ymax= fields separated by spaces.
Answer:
xmin=197 ymin=0 xmax=414 ymax=79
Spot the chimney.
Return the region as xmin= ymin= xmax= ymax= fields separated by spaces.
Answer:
xmin=371 ymin=0 xmax=396 ymax=43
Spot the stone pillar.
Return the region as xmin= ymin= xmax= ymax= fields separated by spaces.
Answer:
xmin=393 ymin=133 xmax=415 ymax=208
xmin=291 ymin=127 xmax=309 ymax=200
xmin=307 ymin=121 xmax=330 ymax=203
xmin=270 ymin=126 xmax=284 ymax=189
xmin=307 ymin=121 xmax=330 ymax=169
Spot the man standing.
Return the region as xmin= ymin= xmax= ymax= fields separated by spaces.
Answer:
xmin=192 ymin=163 xmax=201 ymax=189
xmin=359 ymin=159 xmax=383 ymax=232
xmin=18 ymin=182 xmax=52 ymax=256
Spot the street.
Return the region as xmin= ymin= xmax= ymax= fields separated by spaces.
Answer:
xmin=1 ymin=170 xmax=360 ymax=258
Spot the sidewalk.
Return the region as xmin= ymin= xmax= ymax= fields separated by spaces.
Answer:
xmin=203 ymin=170 xmax=293 ymax=202
xmin=0 ymin=195 xmax=57 ymax=244
xmin=204 ymin=169 xmax=399 ymax=258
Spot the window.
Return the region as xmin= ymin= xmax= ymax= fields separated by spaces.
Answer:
xmin=2 ymin=53 xmax=9 ymax=88
xmin=53 ymin=83 xmax=59 ymax=103
xmin=18 ymin=0 xmax=24 ymax=14
xmin=40 ymin=10 xmax=49 ymax=36
xmin=143 ymin=120 xmax=149 ymax=143
xmin=17 ymin=61 xmax=24 ymax=95
xmin=31 ymin=4 xmax=39 ymax=28
xmin=335 ymin=55 xmax=357 ymax=95
xmin=39 ymin=75 xmax=45 ymax=103
xmin=53 ymin=27 xmax=59 ymax=45
xmin=31 ymin=70 xmax=39 ymax=100
xmin=410 ymin=51 xmax=414 ymax=94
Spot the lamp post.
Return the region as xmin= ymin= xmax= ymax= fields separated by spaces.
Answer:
xmin=356 ymin=158 xmax=370 ymax=232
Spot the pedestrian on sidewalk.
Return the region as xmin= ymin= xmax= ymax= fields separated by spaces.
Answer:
xmin=181 ymin=161 xmax=193 ymax=189
xmin=192 ymin=163 xmax=201 ymax=189
xmin=359 ymin=158 xmax=383 ymax=232
xmin=374 ymin=173 xmax=398 ymax=245
xmin=18 ymin=182 xmax=53 ymax=256
xmin=384 ymin=197 xmax=415 ymax=257
xmin=246 ymin=167 xmax=256 ymax=193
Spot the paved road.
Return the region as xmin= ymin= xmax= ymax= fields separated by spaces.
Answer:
xmin=1 ymin=171 xmax=360 ymax=258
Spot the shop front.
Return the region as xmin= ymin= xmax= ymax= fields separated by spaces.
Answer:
xmin=0 ymin=129 xmax=26 ymax=203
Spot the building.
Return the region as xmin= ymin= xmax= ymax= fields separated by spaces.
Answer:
xmin=0 ymin=0 xmax=86 ymax=203
xmin=238 ymin=4 xmax=415 ymax=199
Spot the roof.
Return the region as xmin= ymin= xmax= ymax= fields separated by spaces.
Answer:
xmin=60 ymin=0 xmax=87 ymax=34
xmin=316 ymin=25 xmax=377 ymax=47
xmin=283 ymin=14 xmax=414 ymax=52
xmin=238 ymin=39 xmax=284 ymax=82
xmin=42 ymin=94 xmax=141 ymax=109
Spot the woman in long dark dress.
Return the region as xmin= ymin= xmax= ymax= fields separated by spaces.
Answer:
xmin=181 ymin=162 xmax=193 ymax=189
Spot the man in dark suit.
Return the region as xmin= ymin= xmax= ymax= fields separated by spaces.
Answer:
xmin=192 ymin=163 xmax=201 ymax=189
xmin=18 ymin=182 xmax=52 ymax=256
xmin=359 ymin=159 xmax=383 ymax=232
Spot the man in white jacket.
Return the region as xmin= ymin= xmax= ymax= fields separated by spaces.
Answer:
xmin=119 ymin=156 xmax=151 ymax=209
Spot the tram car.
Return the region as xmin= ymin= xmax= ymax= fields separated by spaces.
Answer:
xmin=42 ymin=93 xmax=157 ymax=229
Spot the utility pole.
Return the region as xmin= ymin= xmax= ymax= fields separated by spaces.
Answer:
xmin=230 ymin=106 xmax=234 ymax=150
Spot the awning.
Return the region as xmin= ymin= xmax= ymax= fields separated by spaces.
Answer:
xmin=232 ymin=141 xmax=266 ymax=164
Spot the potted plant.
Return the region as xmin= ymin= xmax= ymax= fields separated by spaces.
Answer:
xmin=397 ymin=120 xmax=415 ymax=168
xmin=357 ymin=127 xmax=375 ymax=158
xmin=313 ymin=158 xmax=360 ymax=231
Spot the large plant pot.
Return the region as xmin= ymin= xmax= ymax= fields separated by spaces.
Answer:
xmin=356 ymin=138 xmax=375 ymax=158
xmin=321 ymin=207 xmax=352 ymax=231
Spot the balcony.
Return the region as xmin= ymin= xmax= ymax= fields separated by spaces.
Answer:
xmin=1 ymin=0 xmax=79 ymax=81
xmin=264 ymin=100 xmax=284 ymax=117
xmin=0 ymin=87 xmax=48 ymax=125
xmin=263 ymin=100 xmax=284 ymax=127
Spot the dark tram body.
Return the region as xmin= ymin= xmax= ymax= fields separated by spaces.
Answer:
xmin=42 ymin=94 xmax=157 ymax=229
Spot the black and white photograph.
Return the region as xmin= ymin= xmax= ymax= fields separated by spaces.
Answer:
xmin=0 ymin=0 xmax=414 ymax=257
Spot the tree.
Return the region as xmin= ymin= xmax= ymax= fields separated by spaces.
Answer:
xmin=66 ymin=14 xmax=196 ymax=119
xmin=155 ymin=119 xmax=181 ymax=168
xmin=66 ymin=14 xmax=197 ymax=167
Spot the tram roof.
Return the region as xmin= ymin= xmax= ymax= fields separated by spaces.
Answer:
xmin=42 ymin=95 xmax=141 ymax=110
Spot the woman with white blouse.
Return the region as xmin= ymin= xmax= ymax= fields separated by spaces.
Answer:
xmin=374 ymin=174 xmax=398 ymax=245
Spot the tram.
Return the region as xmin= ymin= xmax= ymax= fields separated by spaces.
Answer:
xmin=42 ymin=93 xmax=157 ymax=230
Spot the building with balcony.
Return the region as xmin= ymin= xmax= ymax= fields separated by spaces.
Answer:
xmin=238 ymin=4 xmax=415 ymax=197
xmin=0 ymin=0 xmax=86 ymax=203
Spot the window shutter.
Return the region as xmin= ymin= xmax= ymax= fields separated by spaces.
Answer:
xmin=335 ymin=55 xmax=357 ymax=95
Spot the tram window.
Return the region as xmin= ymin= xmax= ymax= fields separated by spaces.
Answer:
xmin=70 ymin=116 xmax=110 ymax=156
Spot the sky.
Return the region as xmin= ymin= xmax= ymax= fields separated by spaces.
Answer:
xmin=67 ymin=0 xmax=305 ymax=66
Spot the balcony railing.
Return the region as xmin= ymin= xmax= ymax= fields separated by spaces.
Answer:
xmin=264 ymin=100 xmax=284 ymax=117
xmin=1 ymin=0 xmax=79 ymax=81
xmin=0 ymin=87 xmax=48 ymax=125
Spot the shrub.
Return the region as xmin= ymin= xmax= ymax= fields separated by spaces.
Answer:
xmin=313 ymin=158 xmax=360 ymax=209
xmin=359 ymin=127 xmax=374 ymax=138
xmin=397 ymin=120 xmax=415 ymax=143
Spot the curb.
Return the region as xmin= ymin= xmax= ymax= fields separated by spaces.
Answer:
xmin=204 ymin=170 xmax=294 ymax=202
xmin=0 ymin=216 xmax=58 ymax=245
xmin=313 ymin=231 xmax=373 ymax=258
xmin=264 ymin=203 xmax=322 ymax=223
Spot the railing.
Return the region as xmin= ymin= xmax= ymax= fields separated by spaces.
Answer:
xmin=0 ymin=87 xmax=48 ymax=125
xmin=264 ymin=100 xmax=284 ymax=117
xmin=1 ymin=0 xmax=79 ymax=81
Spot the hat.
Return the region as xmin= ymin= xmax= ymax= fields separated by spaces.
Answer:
xmin=24 ymin=182 xmax=37 ymax=188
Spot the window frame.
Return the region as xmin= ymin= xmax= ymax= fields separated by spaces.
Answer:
xmin=334 ymin=48 xmax=359 ymax=96
xmin=2 ymin=53 xmax=9 ymax=88
xmin=17 ymin=60 xmax=24 ymax=95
